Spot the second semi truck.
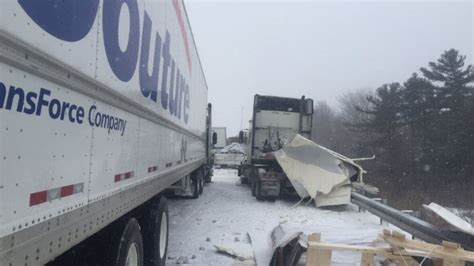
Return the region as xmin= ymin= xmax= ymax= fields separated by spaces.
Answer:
xmin=239 ymin=94 xmax=314 ymax=200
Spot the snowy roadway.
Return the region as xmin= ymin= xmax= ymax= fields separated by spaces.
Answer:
xmin=166 ymin=168 xmax=388 ymax=265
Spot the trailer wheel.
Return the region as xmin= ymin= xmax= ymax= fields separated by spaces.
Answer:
xmin=107 ymin=218 xmax=144 ymax=266
xmin=143 ymin=196 xmax=169 ymax=266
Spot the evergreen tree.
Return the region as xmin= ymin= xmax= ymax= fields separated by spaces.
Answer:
xmin=420 ymin=49 xmax=473 ymax=95
xmin=420 ymin=49 xmax=474 ymax=180
xmin=362 ymin=83 xmax=404 ymax=178
xmin=400 ymin=74 xmax=438 ymax=180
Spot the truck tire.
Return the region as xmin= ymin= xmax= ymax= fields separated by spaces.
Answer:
xmin=107 ymin=218 xmax=144 ymax=266
xmin=142 ymin=196 xmax=169 ymax=266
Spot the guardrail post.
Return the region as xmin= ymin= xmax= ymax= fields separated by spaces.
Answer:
xmin=372 ymin=198 xmax=388 ymax=225
xmin=401 ymin=210 xmax=416 ymax=239
xmin=381 ymin=198 xmax=388 ymax=225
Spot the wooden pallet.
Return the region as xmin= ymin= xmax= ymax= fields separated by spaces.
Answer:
xmin=305 ymin=230 xmax=474 ymax=266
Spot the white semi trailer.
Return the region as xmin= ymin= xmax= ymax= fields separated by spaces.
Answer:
xmin=0 ymin=1 xmax=212 ymax=265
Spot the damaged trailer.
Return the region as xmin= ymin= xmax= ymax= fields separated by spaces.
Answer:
xmin=239 ymin=94 xmax=374 ymax=207
xmin=274 ymin=134 xmax=372 ymax=207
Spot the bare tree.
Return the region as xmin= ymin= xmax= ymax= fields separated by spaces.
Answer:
xmin=311 ymin=101 xmax=337 ymax=147
xmin=337 ymin=88 xmax=374 ymax=126
xmin=336 ymin=88 xmax=376 ymax=158
xmin=311 ymin=101 xmax=352 ymax=154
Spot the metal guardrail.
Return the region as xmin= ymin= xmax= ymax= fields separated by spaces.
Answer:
xmin=351 ymin=192 xmax=474 ymax=251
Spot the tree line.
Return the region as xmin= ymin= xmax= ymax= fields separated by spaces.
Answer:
xmin=311 ymin=49 xmax=473 ymax=195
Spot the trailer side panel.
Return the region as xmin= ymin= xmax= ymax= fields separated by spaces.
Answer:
xmin=0 ymin=0 xmax=208 ymax=264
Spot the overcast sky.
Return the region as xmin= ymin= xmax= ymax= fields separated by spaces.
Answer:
xmin=185 ymin=1 xmax=473 ymax=136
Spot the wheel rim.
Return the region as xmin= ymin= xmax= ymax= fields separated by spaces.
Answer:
xmin=159 ymin=212 xmax=168 ymax=259
xmin=126 ymin=243 xmax=139 ymax=266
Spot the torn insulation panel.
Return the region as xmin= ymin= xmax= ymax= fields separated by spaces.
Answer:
xmin=274 ymin=134 xmax=366 ymax=207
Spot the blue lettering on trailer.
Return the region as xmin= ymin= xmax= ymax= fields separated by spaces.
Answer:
xmin=0 ymin=81 xmax=127 ymax=136
xmin=18 ymin=0 xmax=191 ymax=124
xmin=88 ymin=105 xmax=127 ymax=136
xmin=18 ymin=0 xmax=100 ymax=42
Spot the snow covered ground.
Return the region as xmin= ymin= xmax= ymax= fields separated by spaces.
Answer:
xmin=166 ymin=169 xmax=389 ymax=265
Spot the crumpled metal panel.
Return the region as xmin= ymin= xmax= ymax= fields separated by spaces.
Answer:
xmin=275 ymin=134 xmax=364 ymax=207
xmin=424 ymin=203 xmax=474 ymax=236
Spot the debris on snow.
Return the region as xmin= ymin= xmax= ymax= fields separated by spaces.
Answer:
xmin=268 ymin=224 xmax=304 ymax=264
xmin=166 ymin=168 xmax=386 ymax=265
xmin=448 ymin=208 xmax=474 ymax=225
xmin=352 ymin=182 xmax=379 ymax=195
xmin=175 ymin=256 xmax=189 ymax=264
xmin=206 ymin=237 xmax=211 ymax=242
xmin=274 ymin=134 xmax=374 ymax=207
xmin=214 ymin=242 xmax=254 ymax=261
xmin=232 ymin=259 xmax=256 ymax=266
xmin=423 ymin=202 xmax=474 ymax=236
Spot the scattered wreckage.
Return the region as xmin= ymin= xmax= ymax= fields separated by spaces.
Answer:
xmin=241 ymin=132 xmax=377 ymax=207
xmin=214 ymin=143 xmax=247 ymax=169
xmin=215 ymin=209 xmax=474 ymax=266
xmin=222 ymin=94 xmax=474 ymax=265
xmin=274 ymin=134 xmax=377 ymax=207
xmin=238 ymin=94 xmax=376 ymax=207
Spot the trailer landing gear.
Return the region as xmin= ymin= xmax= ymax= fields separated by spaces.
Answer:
xmin=199 ymin=173 xmax=204 ymax=195
xmin=191 ymin=169 xmax=204 ymax=199
xmin=167 ymin=168 xmax=205 ymax=199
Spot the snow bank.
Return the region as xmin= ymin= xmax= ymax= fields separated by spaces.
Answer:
xmin=166 ymin=169 xmax=386 ymax=266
